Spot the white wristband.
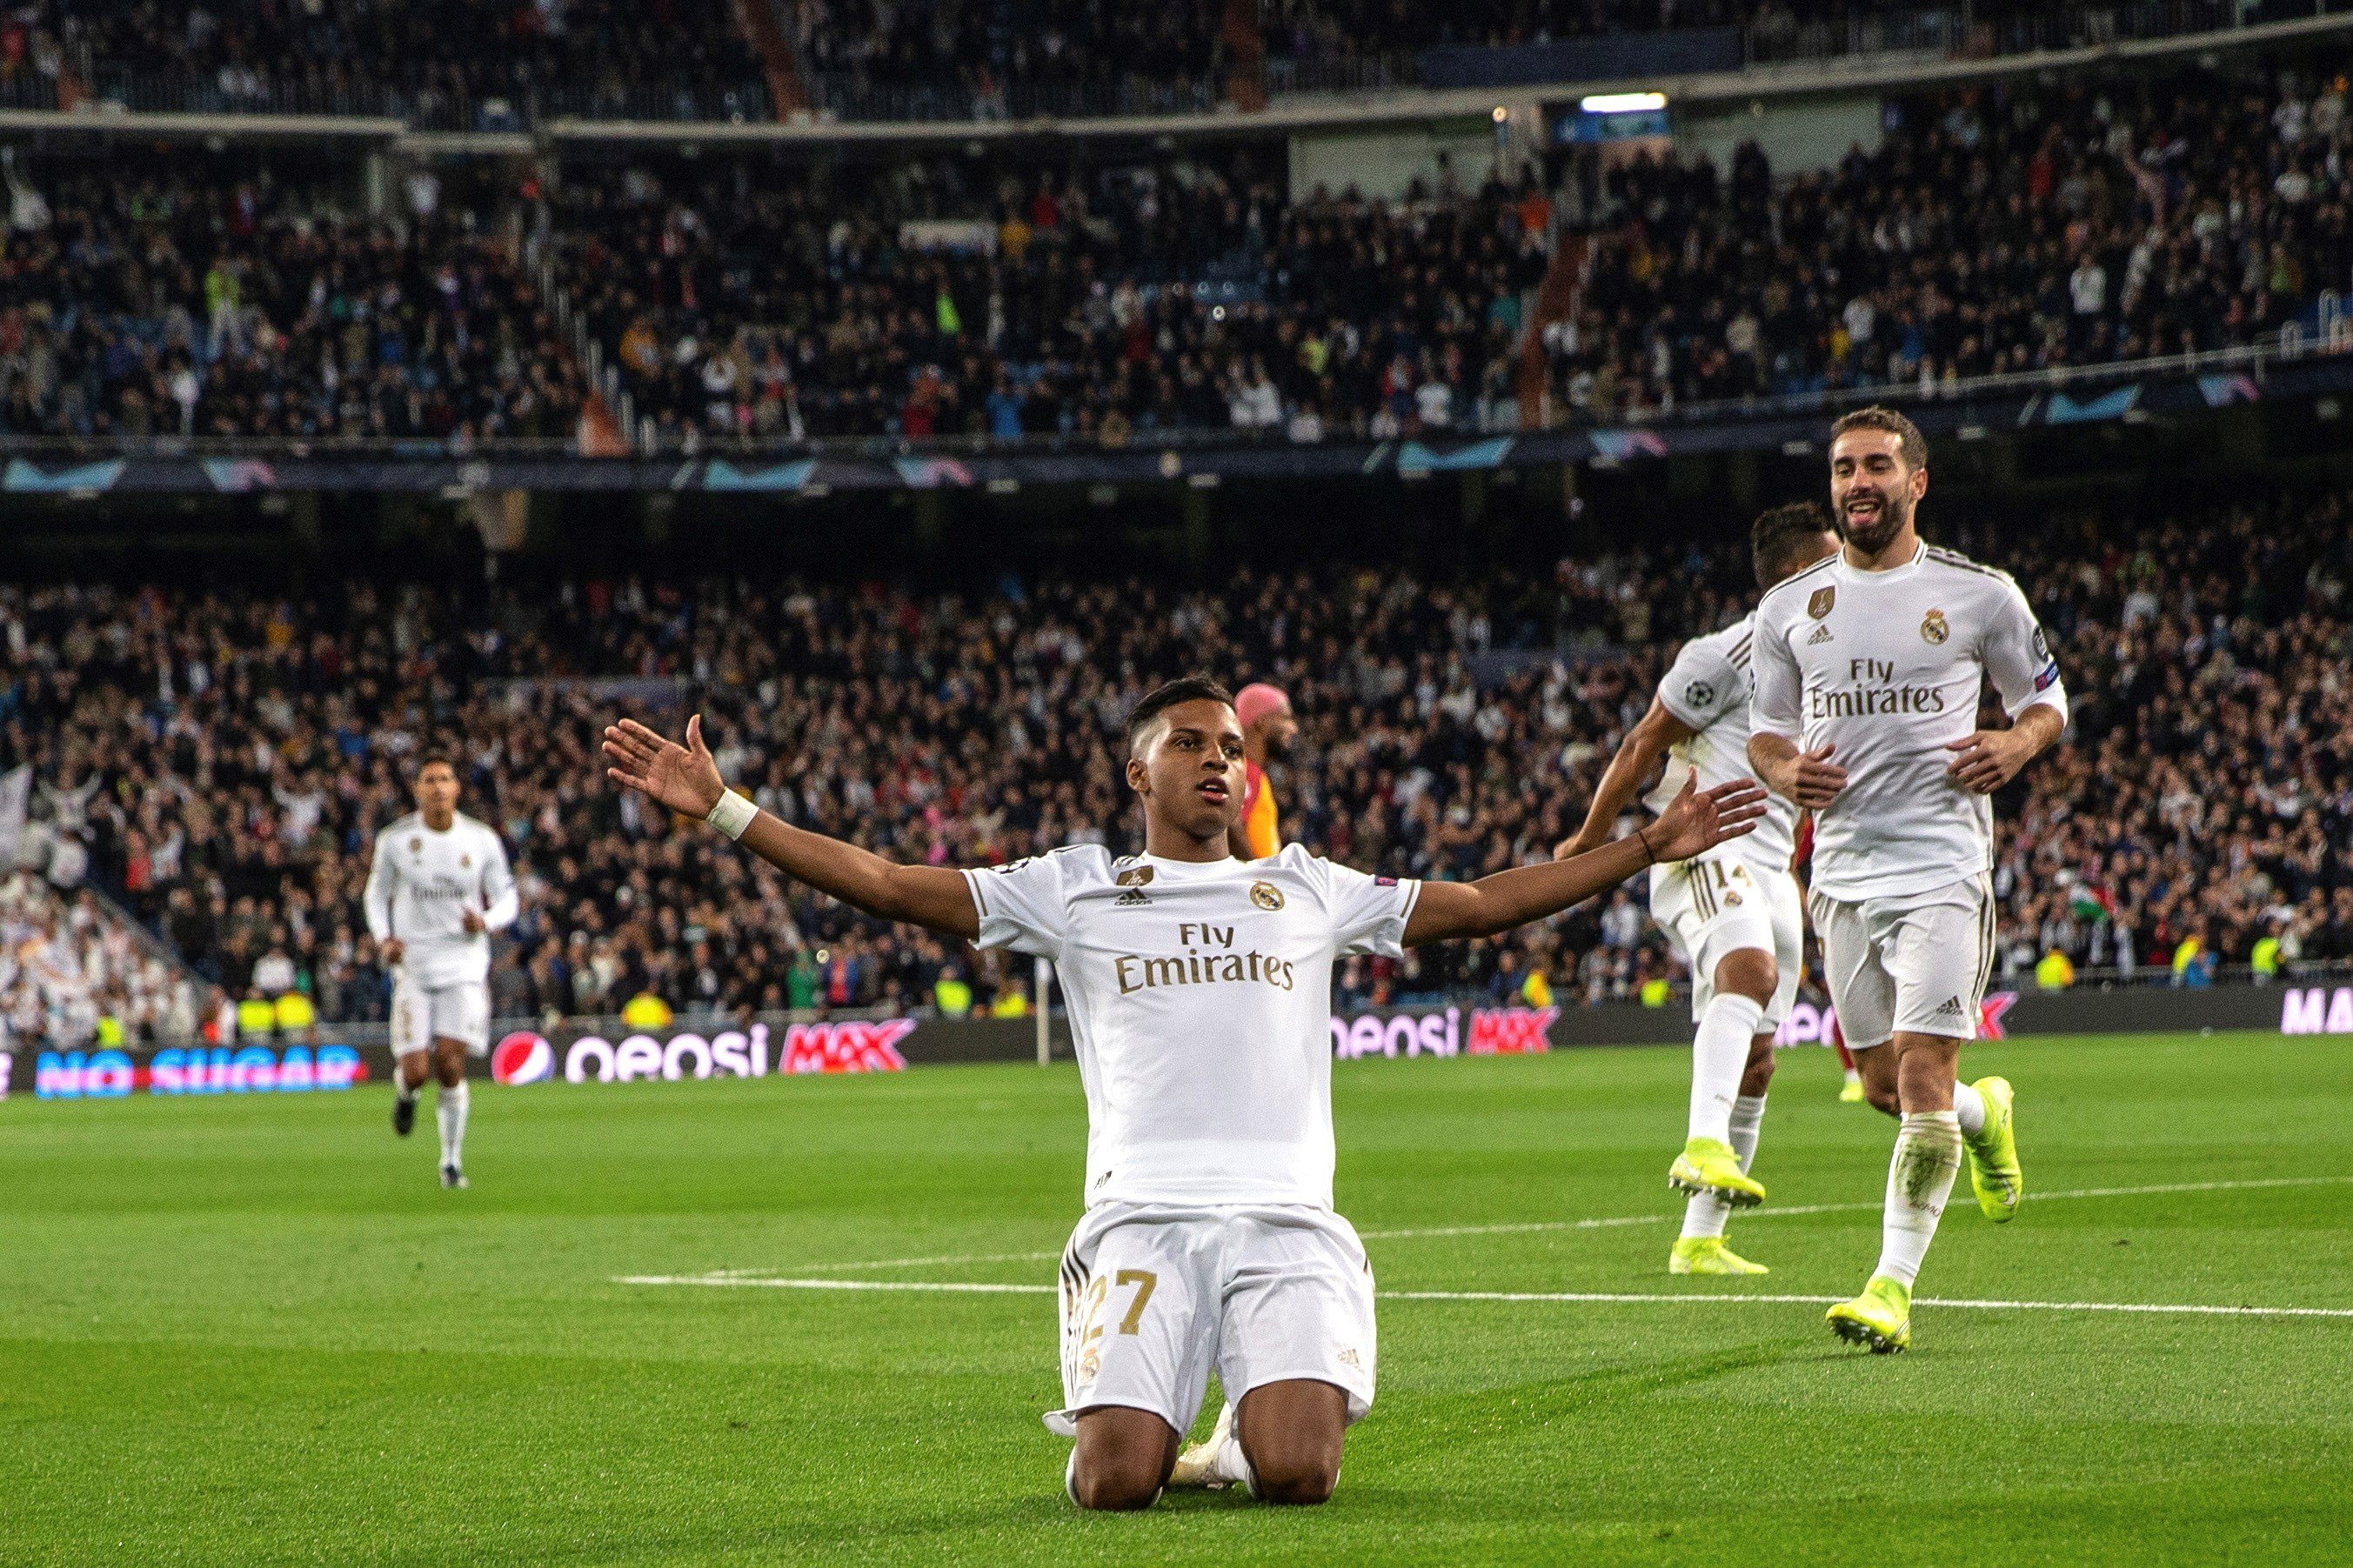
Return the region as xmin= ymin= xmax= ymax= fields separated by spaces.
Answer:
xmin=705 ymin=789 xmax=757 ymax=841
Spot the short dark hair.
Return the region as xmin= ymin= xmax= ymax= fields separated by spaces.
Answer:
xmin=1125 ymin=675 xmax=1236 ymax=753
xmin=413 ymin=752 xmax=458 ymax=779
xmin=1750 ymin=500 xmax=1838 ymax=590
xmin=1829 ymin=405 xmax=1928 ymax=470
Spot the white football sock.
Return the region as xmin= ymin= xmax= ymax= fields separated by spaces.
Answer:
xmin=1688 ymin=994 xmax=1764 ymax=1146
xmin=437 ymin=1080 xmax=470 ymax=1167
xmin=1874 ymin=1111 xmax=1962 ymax=1287
xmin=396 ymin=1072 xmax=419 ymax=1104
xmin=1210 ymin=1431 xmax=1258 ymax=1494
xmin=1681 ymin=1091 xmax=1768 ymax=1240
xmin=1952 ymin=1080 xmax=1988 ymax=1138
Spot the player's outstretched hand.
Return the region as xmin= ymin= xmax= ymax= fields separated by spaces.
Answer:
xmin=1647 ymin=775 xmax=1768 ymax=864
xmin=603 ymin=714 xmax=727 ymax=818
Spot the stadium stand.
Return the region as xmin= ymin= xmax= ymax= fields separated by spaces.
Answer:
xmin=0 ymin=150 xmax=588 ymax=444
xmin=8 ymin=0 xmax=772 ymax=125
xmin=5 ymin=49 xmax=2349 ymax=451
xmin=550 ymin=147 xmax=1548 ymax=448
xmin=4 ymin=484 xmax=2350 ymax=1044
xmin=1541 ymin=62 xmax=2353 ymax=418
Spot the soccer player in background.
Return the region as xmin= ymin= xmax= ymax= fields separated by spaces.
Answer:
xmin=1227 ymin=681 xmax=1296 ymax=860
xmin=1749 ymin=407 xmax=2067 ymax=1352
xmin=364 ymin=755 xmax=517 ymax=1189
xmin=600 ymin=678 xmax=1763 ymax=1510
xmin=1555 ymin=502 xmax=1840 ymax=1276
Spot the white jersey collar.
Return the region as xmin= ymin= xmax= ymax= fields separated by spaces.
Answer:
xmin=1836 ymin=540 xmax=1927 ymax=581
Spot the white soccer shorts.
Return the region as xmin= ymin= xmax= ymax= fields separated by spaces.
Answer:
xmin=1046 ymin=1203 xmax=1377 ymax=1440
xmin=1648 ymin=852 xmax=1803 ymax=1029
xmin=1808 ymin=875 xmax=1995 ymax=1048
xmin=389 ymin=978 xmax=491 ymax=1058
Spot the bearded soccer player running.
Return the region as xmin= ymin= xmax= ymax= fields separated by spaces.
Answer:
xmin=602 ymin=677 xmax=1762 ymax=1510
xmin=1749 ymin=406 xmax=2066 ymax=1353
xmin=1555 ymin=502 xmax=1838 ymax=1277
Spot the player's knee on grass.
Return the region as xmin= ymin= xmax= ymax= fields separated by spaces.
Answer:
xmin=1069 ymin=1407 xmax=1178 ymax=1511
xmin=1711 ymin=947 xmax=1778 ymax=1011
xmin=1237 ymin=1380 xmax=1347 ymax=1506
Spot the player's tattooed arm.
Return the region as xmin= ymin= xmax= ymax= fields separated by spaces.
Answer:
xmin=1554 ymin=694 xmax=1696 ymax=861
xmin=1408 ymin=776 xmax=1766 ymax=944
xmin=1748 ymin=732 xmax=1846 ymax=808
xmin=600 ymin=714 xmax=981 ymax=939
xmin=1944 ymin=701 xmax=2063 ymax=795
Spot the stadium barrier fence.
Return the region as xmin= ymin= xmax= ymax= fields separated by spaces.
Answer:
xmin=11 ymin=983 xmax=2352 ymax=1103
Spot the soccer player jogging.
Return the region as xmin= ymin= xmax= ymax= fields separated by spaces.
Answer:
xmin=1555 ymin=503 xmax=1840 ymax=1276
xmin=601 ymin=678 xmax=1764 ymax=1510
xmin=1748 ymin=407 xmax=2068 ymax=1352
xmin=364 ymin=755 xmax=518 ymax=1190
xmin=1227 ymin=682 xmax=1296 ymax=861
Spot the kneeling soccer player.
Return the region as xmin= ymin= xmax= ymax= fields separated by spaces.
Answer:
xmin=1554 ymin=502 xmax=1840 ymax=1276
xmin=601 ymin=677 xmax=1763 ymax=1508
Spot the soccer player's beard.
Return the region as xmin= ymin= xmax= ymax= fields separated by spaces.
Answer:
xmin=1840 ymin=489 xmax=1910 ymax=556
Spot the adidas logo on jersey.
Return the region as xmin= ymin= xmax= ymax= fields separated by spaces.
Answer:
xmin=1806 ymin=623 xmax=1835 ymax=644
xmin=1114 ymin=889 xmax=1153 ymax=906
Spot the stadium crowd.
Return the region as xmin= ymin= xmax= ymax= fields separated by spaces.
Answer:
xmin=4 ymin=484 xmax=2352 ymax=1046
xmin=1541 ymin=63 xmax=2353 ymax=416
xmin=553 ymin=148 xmax=1548 ymax=447
xmin=0 ymin=154 xmax=589 ymax=444
xmin=7 ymin=56 xmax=2351 ymax=449
xmin=794 ymin=0 xmax=1227 ymax=122
xmin=10 ymin=0 xmax=769 ymax=124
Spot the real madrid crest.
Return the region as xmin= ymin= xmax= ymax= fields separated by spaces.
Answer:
xmin=409 ymin=836 xmax=423 ymax=853
xmin=1807 ymin=585 xmax=1836 ymax=620
xmin=1114 ymin=864 xmax=1154 ymax=888
xmin=1921 ymin=608 xmax=1949 ymax=644
xmin=1249 ymin=880 xmax=1285 ymax=911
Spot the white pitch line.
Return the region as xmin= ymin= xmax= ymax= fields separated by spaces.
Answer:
xmin=1363 ymin=1173 xmax=2353 ymax=1243
xmin=620 ymin=1275 xmax=1054 ymax=1294
xmin=793 ymin=1249 xmax=1063 ymax=1274
xmin=672 ymin=1174 xmax=2353 ymax=1281
xmin=615 ymin=1275 xmax=2353 ymax=1320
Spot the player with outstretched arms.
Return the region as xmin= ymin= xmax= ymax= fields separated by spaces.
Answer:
xmin=364 ymin=755 xmax=518 ymax=1189
xmin=1748 ymin=407 xmax=2068 ymax=1352
xmin=601 ymin=677 xmax=1763 ymax=1510
xmin=1555 ymin=502 xmax=1839 ymax=1276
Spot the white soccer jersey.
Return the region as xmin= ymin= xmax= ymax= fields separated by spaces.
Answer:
xmin=364 ymin=811 xmax=518 ymax=988
xmin=1751 ymin=542 xmax=2068 ymax=901
xmin=965 ymin=843 xmax=1420 ymax=1210
xmin=1641 ymin=612 xmax=1798 ymax=874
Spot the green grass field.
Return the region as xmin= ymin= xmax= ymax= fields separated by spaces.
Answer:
xmin=4 ymin=1031 xmax=2350 ymax=1565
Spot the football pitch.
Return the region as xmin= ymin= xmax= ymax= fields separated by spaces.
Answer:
xmin=4 ymin=1031 xmax=2349 ymax=1565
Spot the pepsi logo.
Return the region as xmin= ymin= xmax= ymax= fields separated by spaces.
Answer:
xmin=491 ymin=1031 xmax=554 ymax=1085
